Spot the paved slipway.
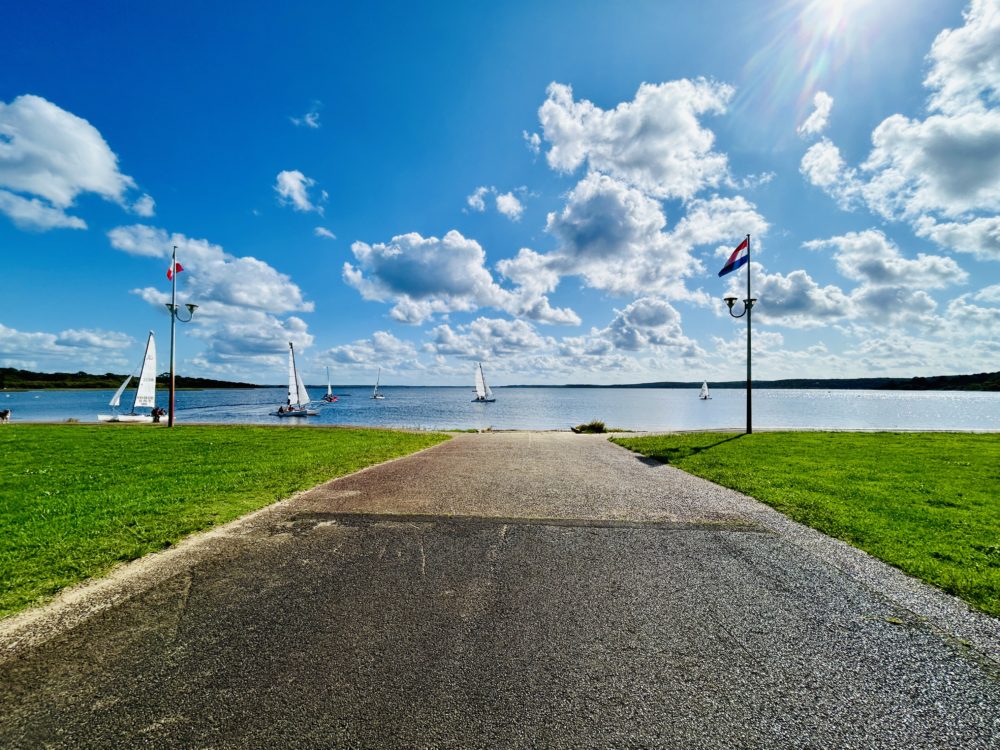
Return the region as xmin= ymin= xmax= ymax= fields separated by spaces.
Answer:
xmin=1 ymin=432 xmax=998 ymax=749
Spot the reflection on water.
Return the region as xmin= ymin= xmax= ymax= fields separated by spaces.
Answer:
xmin=3 ymin=386 xmax=999 ymax=431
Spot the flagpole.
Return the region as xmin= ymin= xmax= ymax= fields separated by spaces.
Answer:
xmin=722 ymin=234 xmax=756 ymax=435
xmin=746 ymin=234 xmax=752 ymax=435
xmin=168 ymin=246 xmax=177 ymax=428
xmin=164 ymin=248 xmax=196 ymax=428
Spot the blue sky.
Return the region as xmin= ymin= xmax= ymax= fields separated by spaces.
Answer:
xmin=1 ymin=0 xmax=997 ymax=385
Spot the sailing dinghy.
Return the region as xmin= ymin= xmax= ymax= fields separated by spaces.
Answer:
xmin=322 ymin=366 xmax=338 ymax=403
xmin=472 ymin=362 xmax=496 ymax=403
xmin=699 ymin=381 xmax=712 ymax=400
xmin=372 ymin=367 xmax=385 ymax=399
xmin=98 ymin=331 xmax=159 ymax=422
xmin=272 ymin=342 xmax=318 ymax=416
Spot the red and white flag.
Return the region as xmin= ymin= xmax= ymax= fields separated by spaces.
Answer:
xmin=167 ymin=261 xmax=184 ymax=280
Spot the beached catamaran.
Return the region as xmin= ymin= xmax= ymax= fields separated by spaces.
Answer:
xmin=472 ymin=362 xmax=496 ymax=403
xmin=372 ymin=367 xmax=385 ymax=399
xmin=699 ymin=381 xmax=711 ymax=400
xmin=98 ymin=331 xmax=158 ymax=422
xmin=273 ymin=342 xmax=318 ymax=417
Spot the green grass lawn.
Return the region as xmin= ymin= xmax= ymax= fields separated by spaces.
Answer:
xmin=611 ymin=432 xmax=1000 ymax=617
xmin=0 ymin=424 xmax=449 ymax=618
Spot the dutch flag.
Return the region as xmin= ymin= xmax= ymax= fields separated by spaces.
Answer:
xmin=718 ymin=236 xmax=749 ymax=277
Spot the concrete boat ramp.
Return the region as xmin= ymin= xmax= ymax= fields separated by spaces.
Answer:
xmin=1 ymin=432 xmax=997 ymax=748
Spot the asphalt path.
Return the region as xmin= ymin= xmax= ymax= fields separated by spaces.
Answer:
xmin=1 ymin=432 xmax=998 ymax=748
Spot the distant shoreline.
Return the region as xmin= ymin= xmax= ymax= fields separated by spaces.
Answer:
xmin=505 ymin=372 xmax=1000 ymax=392
xmin=3 ymin=370 xmax=998 ymax=392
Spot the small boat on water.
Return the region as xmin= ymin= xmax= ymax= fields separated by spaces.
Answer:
xmin=98 ymin=331 xmax=162 ymax=423
xmin=472 ymin=362 xmax=496 ymax=403
xmin=322 ymin=367 xmax=338 ymax=403
xmin=699 ymin=381 xmax=712 ymax=400
xmin=272 ymin=342 xmax=318 ymax=417
xmin=372 ymin=367 xmax=385 ymax=399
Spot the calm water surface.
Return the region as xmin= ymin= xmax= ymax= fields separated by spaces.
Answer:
xmin=4 ymin=386 xmax=999 ymax=431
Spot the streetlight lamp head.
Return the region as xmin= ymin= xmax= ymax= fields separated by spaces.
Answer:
xmin=164 ymin=302 xmax=174 ymax=313
xmin=185 ymin=303 xmax=198 ymax=314
xmin=724 ymin=296 xmax=737 ymax=309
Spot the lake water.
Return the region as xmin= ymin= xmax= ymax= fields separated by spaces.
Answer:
xmin=3 ymin=386 xmax=999 ymax=431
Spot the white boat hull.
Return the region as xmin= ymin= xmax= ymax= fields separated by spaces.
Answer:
xmin=472 ymin=397 xmax=496 ymax=403
xmin=271 ymin=409 xmax=319 ymax=417
xmin=98 ymin=414 xmax=155 ymax=423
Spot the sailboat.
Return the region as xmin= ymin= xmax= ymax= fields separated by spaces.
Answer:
xmin=272 ymin=342 xmax=318 ymax=417
xmin=372 ymin=367 xmax=385 ymax=399
xmin=699 ymin=381 xmax=712 ymax=400
xmin=98 ymin=331 xmax=159 ymax=422
xmin=322 ymin=366 xmax=338 ymax=403
xmin=472 ymin=362 xmax=496 ymax=403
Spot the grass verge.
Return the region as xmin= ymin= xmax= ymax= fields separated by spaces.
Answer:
xmin=0 ymin=424 xmax=449 ymax=618
xmin=611 ymin=431 xmax=1000 ymax=617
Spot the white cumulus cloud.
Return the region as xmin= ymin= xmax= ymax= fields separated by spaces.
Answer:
xmin=274 ymin=169 xmax=325 ymax=213
xmin=0 ymin=94 xmax=149 ymax=231
xmin=801 ymin=3 xmax=1000 ymax=248
xmin=0 ymin=323 xmax=134 ymax=370
xmin=466 ymin=186 xmax=491 ymax=212
xmin=538 ymin=79 xmax=733 ymax=199
xmin=914 ymin=214 xmax=1000 ymax=260
xmin=797 ymin=91 xmax=834 ymax=137
xmin=805 ymin=230 xmax=967 ymax=290
xmin=344 ymin=230 xmax=578 ymax=326
xmin=425 ymin=317 xmax=550 ymax=361
xmin=495 ymin=191 xmax=524 ymax=221
xmin=109 ymin=224 xmax=314 ymax=372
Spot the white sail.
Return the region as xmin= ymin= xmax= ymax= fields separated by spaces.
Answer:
xmin=700 ymin=381 xmax=709 ymax=399
xmin=474 ymin=363 xmax=487 ymax=399
xmin=109 ymin=375 xmax=132 ymax=408
xmin=483 ymin=368 xmax=494 ymax=400
xmin=373 ymin=367 xmax=381 ymax=397
xmin=327 ymin=366 xmax=333 ymax=397
xmin=295 ymin=368 xmax=310 ymax=407
xmin=286 ymin=345 xmax=298 ymax=406
xmin=132 ymin=332 xmax=157 ymax=409
xmin=286 ymin=342 xmax=311 ymax=408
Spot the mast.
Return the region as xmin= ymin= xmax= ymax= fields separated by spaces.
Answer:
xmin=482 ymin=364 xmax=493 ymax=400
xmin=474 ymin=363 xmax=487 ymax=400
xmin=287 ymin=343 xmax=297 ymax=407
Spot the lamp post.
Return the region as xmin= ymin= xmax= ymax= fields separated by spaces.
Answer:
xmin=724 ymin=295 xmax=756 ymax=433
xmin=164 ymin=245 xmax=197 ymax=427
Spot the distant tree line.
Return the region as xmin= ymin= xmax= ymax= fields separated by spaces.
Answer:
xmin=0 ymin=368 xmax=260 ymax=390
xmin=512 ymin=372 xmax=1000 ymax=391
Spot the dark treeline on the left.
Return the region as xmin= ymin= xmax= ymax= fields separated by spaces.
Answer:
xmin=0 ymin=368 xmax=260 ymax=390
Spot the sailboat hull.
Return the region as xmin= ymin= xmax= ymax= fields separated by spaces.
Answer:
xmin=271 ymin=409 xmax=319 ymax=417
xmin=98 ymin=414 xmax=155 ymax=423
xmin=471 ymin=397 xmax=496 ymax=403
